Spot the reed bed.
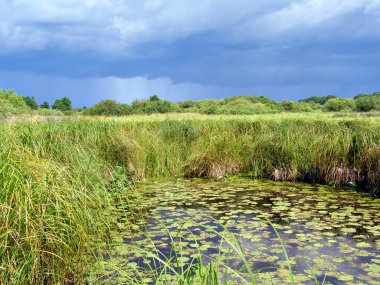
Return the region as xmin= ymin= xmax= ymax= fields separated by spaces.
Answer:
xmin=1 ymin=113 xmax=379 ymax=284
xmin=101 ymin=114 xmax=380 ymax=187
xmin=0 ymin=119 xmax=126 ymax=284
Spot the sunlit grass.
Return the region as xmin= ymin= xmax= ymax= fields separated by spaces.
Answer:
xmin=0 ymin=120 xmax=125 ymax=284
xmin=1 ymin=114 xmax=379 ymax=283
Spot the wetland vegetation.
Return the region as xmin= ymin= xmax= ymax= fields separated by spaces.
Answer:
xmin=3 ymin=88 xmax=380 ymax=118
xmin=1 ymin=114 xmax=380 ymax=284
xmin=92 ymin=179 xmax=379 ymax=284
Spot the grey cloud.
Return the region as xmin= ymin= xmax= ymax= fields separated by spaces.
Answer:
xmin=234 ymin=0 xmax=380 ymax=43
xmin=0 ymin=0 xmax=379 ymax=102
xmin=1 ymin=0 xmax=378 ymax=56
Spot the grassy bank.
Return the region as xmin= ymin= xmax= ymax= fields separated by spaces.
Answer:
xmin=98 ymin=113 xmax=380 ymax=187
xmin=1 ymin=113 xmax=380 ymax=284
xmin=0 ymin=119 xmax=130 ymax=284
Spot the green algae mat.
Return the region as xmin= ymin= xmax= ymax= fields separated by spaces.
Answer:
xmin=91 ymin=179 xmax=380 ymax=285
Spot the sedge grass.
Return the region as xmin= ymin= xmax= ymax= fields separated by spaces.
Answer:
xmin=85 ymin=114 xmax=380 ymax=187
xmin=1 ymin=114 xmax=379 ymax=284
xmin=0 ymin=120 xmax=130 ymax=284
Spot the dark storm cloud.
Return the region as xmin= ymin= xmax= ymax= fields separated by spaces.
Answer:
xmin=1 ymin=0 xmax=380 ymax=105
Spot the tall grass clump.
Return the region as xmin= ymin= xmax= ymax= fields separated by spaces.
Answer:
xmin=2 ymin=114 xmax=380 ymax=283
xmin=106 ymin=115 xmax=380 ymax=188
xmin=0 ymin=119 xmax=132 ymax=284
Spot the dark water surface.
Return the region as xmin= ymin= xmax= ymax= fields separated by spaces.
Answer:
xmin=100 ymin=179 xmax=380 ymax=284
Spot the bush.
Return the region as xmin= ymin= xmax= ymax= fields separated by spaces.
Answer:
xmin=354 ymin=95 xmax=380 ymax=112
xmin=52 ymin=97 xmax=72 ymax=112
xmin=23 ymin=96 xmax=39 ymax=110
xmin=40 ymin=101 xmax=50 ymax=109
xmin=0 ymin=89 xmax=31 ymax=117
xmin=324 ymin=98 xmax=355 ymax=112
xmin=216 ymin=98 xmax=281 ymax=115
xmin=179 ymin=100 xmax=196 ymax=110
xmin=33 ymin=108 xmax=64 ymax=116
xmin=299 ymin=95 xmax=338 ymax=105
xmin=281 ymin=101 xmax=313 ymax=112
xmin=84 ymin=99 xmax=132 ymax=116
xmin=192 ymin=99 xmax=219 ymax=114
xmin=131 ymin=98 xmax=180 ymax=114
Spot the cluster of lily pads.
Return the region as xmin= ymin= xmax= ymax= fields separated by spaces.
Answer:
xmin=89 ymin=178 xmax=380 ymax=285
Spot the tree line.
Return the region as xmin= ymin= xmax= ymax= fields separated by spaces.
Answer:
xmin=83 ymin=92 xmax=380 ymax=116
xmin=0 ymin=89 xmax=74 ymax=117
xmin=1 ymin=88 xmax=380 ymax=117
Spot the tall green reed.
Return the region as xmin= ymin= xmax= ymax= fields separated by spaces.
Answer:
xmin=1 ymin=114 xmax=379 ymax=283
xmin=99 ymin=115 xmax=380 ymax=187
xmin=0 ymin=119 xmax=129 ymax=284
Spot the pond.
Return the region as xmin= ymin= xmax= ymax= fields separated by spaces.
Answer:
xmin=96 ymin=178 xmax=380 ymax=285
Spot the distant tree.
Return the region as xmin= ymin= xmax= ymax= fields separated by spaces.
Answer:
xmin=131 ymin=99 xmax=147 ymax=114
xmin=90 ymin=99 xmax=120 ymax=115
xmin=353 ymin=93 xmax=380 ymax=112
xmin=0 ymin=88 xmax=31 ymax=116
xmin=85 ymin=99 xmax=127 ymax=116
xmin=295 ymin=102 xmax=313 ymax=112
xmin=306 ymin=101 xmax=323 ymax=111
xmin=221 ymin=95 xmax=278 ymax=106
xmin=195 ymin=99 xmax=219 ymax=114
xmin=179 ymin=100 xmax=196 ymax=109
xmin=130 ymin=97 xmax=179 ymax=114
xmin=149 ymin=95 xmax=160 ymax=102
xmin=355 ymin=98 xmax=372 ymax=111
xmin=281 ymin=101 xmax=312 ymax=112
xmin=299 ymin=95 xmax=337 ymax=105
xmin=8 ymin=94 xmax=28 ymax=110
xmin=23 ymin=96 xmax=39 ymax=110
xmin=145 ymin=100 xmax=172 ymax=114
xmin=324 ymin=98 xmax=355 ymax=112
xmin=216 ymin=98 xmax=282 ymax=115
xmin=118 ymin=104 xmax=133 ymax=115
xmin=40 ymin=101 xmax=50 ymax=109
xmin=52 ymin=97 xmax=72 ymax=111
xmin=85 ymin=99 xmax=132 ymax=116
xmin=353 ymin=93 xmax=370 ymax=100
xmin=281 ymin=101 xmax=294 ymax=112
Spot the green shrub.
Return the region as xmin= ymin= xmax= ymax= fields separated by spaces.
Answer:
xmin=0 ymin=89 xmax=31 ymax=117
xmin=84 ymin=99 xmax=132 ymax=116
xmin=52 ymin=97 xmax=72 ymax=111
xmin=23 ymin=96 xmax=39 ymax=110
xmin=281 ymin=101 xmax=313 ymax=112
xmin=355 ymin=95 xmax=380 ymax=112
xmin=324 ymin=98 xmax=355 ymax=112
xmin=299 ymin=95 xmax=338 ymax=105
xmin=40 ymin=101 xmax=50 ymax=109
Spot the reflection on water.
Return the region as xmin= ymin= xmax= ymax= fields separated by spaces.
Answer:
xmin=108 ymin=179 xmax=380 ymax=284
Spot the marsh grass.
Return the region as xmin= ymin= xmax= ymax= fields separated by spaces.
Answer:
xmin=100 ymin=114 xmax=380 ymax=188
xmin=0 ymin=119 xmax=131 ymax=284
xmin=1 ymin=114 xmax=379 ymax=283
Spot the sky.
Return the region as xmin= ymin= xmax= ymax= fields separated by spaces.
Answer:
xmin=1 ymin=0 xmax=380 ymax=107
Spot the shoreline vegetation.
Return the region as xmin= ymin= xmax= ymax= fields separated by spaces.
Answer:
xmin=2 ymin=93 xmax=380 ymax=283
xmin=2 ymin=88 xmax=380 ymax=118
xmin=4 ymin=115 xmax=379 ymax=186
